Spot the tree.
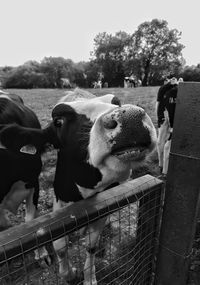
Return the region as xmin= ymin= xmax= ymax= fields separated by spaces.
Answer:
xmin=73 ymin=61 xmax=88 ymax=88
xmin=4 ymin=65 xmax=49 ymax=88
xmin=83 ymin=60 xmax=100 ymax=87
xmin=3 ymin=57 xmax=89 ymax=88
xmin=180 ymin=65 xmax=200 ymax=82
xmin=40 ymin=57 xmax=75 ymax=88
xmin=129 ymin=19 xmax=185 ymax=85
xmin=92 ymin=31 xmax=132 ymax=86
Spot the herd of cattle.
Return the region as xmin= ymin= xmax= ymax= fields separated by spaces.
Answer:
xmin=92 ymin=77 xmax=142 ymax=89
xmin=0 ymin=79 xmax=180 ymax=284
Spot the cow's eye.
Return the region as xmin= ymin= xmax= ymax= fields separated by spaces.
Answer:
xmin=54 ymin=118 xmax=64 ymax=127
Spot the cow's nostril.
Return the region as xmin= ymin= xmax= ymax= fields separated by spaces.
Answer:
xmin=103 ymin=119 xmax=118 ymax=129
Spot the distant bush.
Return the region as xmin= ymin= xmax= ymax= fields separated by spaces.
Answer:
xmin=179 ymin=65 xmax=200 ymax=82
xmin=4 ymin=67 xmax=49 ymax=88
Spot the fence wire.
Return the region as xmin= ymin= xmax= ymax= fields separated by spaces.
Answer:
xmin=0 ymin=175 xmax=163 ymax=285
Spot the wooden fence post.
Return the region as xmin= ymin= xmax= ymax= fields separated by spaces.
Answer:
xmin=155 ymin=82 xmax=200 ymax=285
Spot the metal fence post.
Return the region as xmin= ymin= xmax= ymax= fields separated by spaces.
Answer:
xmin=155 ymin=82 xmax=200 ymax=285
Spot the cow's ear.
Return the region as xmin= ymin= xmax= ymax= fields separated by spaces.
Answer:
xmin=111 ymin=96 xmax=121 ymax=107
xmin=52 ymin=103 xmax=76 ymax=127
xmin=0 ymin=124 xmax=31 ymax=151
xmin=0 ymin=124 xmax=46 ymax=153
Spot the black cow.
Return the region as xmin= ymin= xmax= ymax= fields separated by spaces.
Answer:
xmin=0 ymin=93 xmax=42 ymax=228
xmin=0 ymin=92 xmax=51 ymax=262
xmin=1 ymin=88 xmax=157 ymax=284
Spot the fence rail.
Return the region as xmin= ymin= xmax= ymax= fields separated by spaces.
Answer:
xmin=0 ymin=174 xmax=163 ymax=284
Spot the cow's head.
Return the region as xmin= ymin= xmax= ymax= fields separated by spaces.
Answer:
xmin=50 ymin=94 xmax=157 ymax=193
xmin=0 ymin=93 xmax=157 ymax=197
xmin=53 ymin=96 xmax=156 ymax=162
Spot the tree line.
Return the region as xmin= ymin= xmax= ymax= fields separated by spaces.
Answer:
xmin=0 ymin=19 xmax=199 ymax=89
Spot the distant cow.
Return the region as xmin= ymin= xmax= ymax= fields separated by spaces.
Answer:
xmin=124 ymin=76 xmax=136 ymax=88
xmin=137 ymin=79 xmax=142 ymax=87
xmin=60 ymin=78 xmax=72 ymax=89
xmin=1 ymin=88 xmax=157 ymax=284
xmin=93 ymin=80 xmax=102 ymax=89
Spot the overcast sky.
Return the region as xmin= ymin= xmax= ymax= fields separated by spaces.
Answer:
xmin=0 ymin=0 xmax=199 ymax=67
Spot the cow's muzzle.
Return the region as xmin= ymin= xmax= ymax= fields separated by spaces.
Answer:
xmin=101 ymin=105 xmax=155 ymax=161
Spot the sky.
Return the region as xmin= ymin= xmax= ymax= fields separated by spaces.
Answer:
xmin=0 ymin=0 xmax=199 ymax=67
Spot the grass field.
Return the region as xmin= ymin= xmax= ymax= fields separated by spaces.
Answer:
xmin=5 ymin=87 xmax=159 ymax=126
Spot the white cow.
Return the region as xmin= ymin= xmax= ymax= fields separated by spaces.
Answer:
xmin=93 ymin=80 xmax=102 ymax=89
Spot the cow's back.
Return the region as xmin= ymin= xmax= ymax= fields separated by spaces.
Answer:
xmin=59 ymin=88 xmax=96 ymax=103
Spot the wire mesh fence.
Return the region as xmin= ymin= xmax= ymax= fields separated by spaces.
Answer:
xmin=0 ymin=175 xmax=163 ymax=285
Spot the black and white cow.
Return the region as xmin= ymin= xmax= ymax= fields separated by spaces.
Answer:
xmin=93 ymin=80 xmax=102 ymax=89
xmin=1 ymin=88 xmax=157 ymax=285
xmin=156 ymin=78 xmax=180 ymax=175
xmin=124 ymin=76 xmax=136 ymax=88
xmin=60 ymin=78 xmax=72 ymax=89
